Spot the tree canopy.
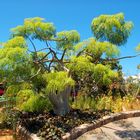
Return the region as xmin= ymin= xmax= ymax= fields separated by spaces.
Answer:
xmin=0 ymin=13 xmax=136 ymax=115
xmin=91 ymin=13 xmax=133 ymax=46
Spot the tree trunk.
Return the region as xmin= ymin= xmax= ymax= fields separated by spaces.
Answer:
xmin=48 ymin=86 xmax=71 ymax=116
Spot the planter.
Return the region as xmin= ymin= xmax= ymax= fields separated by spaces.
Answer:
xmin=62 ymin=110 xmax=140 ymax=140
xmin=17 ymin=110 xmax=140 ymax=140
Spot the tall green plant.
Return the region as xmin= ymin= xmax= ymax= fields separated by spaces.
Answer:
xmin=0 ymin=13 xmax=134 ymax=115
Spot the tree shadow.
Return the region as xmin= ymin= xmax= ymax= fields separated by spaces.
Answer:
xmin=113 ymin=120 xmax=136 ymax=129
xmin=115 ymin=130 xmax=140 ymax=139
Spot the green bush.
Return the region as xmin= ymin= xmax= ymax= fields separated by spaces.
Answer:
xmin=22 ymin=95 xmax=52 ymax=112
xmin=16 ymin=90 xmax=52 ymax=112
xmin=72 ymin=95 xmax=97 ymax=111
xmin=72 ymin=94 xmax=137 ymax=112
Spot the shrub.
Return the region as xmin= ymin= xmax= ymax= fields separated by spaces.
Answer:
xmin=16 ymin=90 xmax=52 ymax=112
xmin=72 ymin=93 xmax=139 ymax=112
xmin=22 ymin=95 xmax=51 ymax=112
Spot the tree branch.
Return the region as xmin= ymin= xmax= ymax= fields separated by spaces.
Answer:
xmin=27 ymin=49 xmax=34 ymax=53
xmin=60 ymin=49 xmax=67 ymax=61
xmin=26 ymin=36 xmax=37 ymax=53
xmin=83 ymin=50 xmax=140 ymax=62
xmin=36 ymin=59 xmax=70 ymax=64
xmin=30 ymin=67 xmax=41 ymax=79
xmin=45 ymin=42 xmax=59 ymax=60
xmin=42 ymin=37 xmax=67 ymax=42
xmin=107 ymin=53 xmax=140 ymax=61
xmin=39 ymin=52 xmax=51 ymax=62
xmin=48 ymin=59 xmax=54 ymax=72
xmin=36 ymin=47 xmax=49 ymax=52
xmin=76 ymin=49 xmax=86 ymax=57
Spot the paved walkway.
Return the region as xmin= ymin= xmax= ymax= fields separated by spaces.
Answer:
xmin=77 ymin=117 xmax=140 ymax=140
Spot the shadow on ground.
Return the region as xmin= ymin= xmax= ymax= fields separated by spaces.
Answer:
xmin=115 ymin=130 xmax=140 ymax=139
xmin=113 ymin=120 xmax=135 ymax=129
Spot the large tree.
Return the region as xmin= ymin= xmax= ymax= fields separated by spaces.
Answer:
xmin=0 ymin=13 xmax=133 ymax=115
xmin=0 ymin=17 xmax=80 ymax=115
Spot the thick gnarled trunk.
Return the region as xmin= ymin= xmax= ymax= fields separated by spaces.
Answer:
xmin=48 ymin=86 xmax=71 ymax=116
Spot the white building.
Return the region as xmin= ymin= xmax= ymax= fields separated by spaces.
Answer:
xmin=124 ymin=73 xmax=140 ymax=83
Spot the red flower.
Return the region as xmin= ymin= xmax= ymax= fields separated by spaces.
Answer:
xmin=0 ymin=89 xmax=4 ymax=96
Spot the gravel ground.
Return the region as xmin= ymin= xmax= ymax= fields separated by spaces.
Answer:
xmin=77 ymin=117 xmax=140 ymax=140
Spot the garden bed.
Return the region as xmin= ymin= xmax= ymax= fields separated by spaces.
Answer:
xmin=18 ymin=109 xmax=111 ymax=140
xmin=17 ymin=110 xmax=140 ymax=140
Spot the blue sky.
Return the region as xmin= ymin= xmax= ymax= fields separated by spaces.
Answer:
xmin=0 ymin=0 xmax=140 ymax=76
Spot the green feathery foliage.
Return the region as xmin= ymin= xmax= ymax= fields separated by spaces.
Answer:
xmin=137 ymin=65 xmax=140 ymax=69
xmin=74 ymin=38 xmax=120 ymax=59
xmin=21 ymin=95 xmax=50 ymax=112
xmin=16 ymin=89 xmax=50 ymax=112
xmin=91 ymin=13 xmax=133 ymax=46
xmin=93 ymin=64 xmax=118 ymax=85
xmin=136 ymin=44 xmax=140 ymax=51
xmin=0 ymin=37 xmax=30 ymax=83
xmin=68 ymin=56 xmax=94 ymax=76
xmin=44 ymin=71 xmax=75 ymax=94
xmin=136 ymin=44 xmax=140 ymax=70
xmin=56 ymin=30 xmax=80 ymax=50
xmin=11 ymin=17 xmax=56 ymax=41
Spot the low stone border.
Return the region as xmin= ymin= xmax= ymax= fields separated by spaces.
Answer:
xmin=17 ymin=125 xmax=40 ymax=140
xmin=62 ymin=110 xmax=140 ymax=140
xmin=17 ymin=110 xmax=140 ymax=140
